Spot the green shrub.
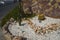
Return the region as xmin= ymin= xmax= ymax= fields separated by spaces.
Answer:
xmin=1 ymin=6 xmax=19 ymax=27
xmin=1 ymin=4 xmax=36 ymax=27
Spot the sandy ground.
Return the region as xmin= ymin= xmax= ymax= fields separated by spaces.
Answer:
xmin=8 ymin=16 xmax=60 ymax=40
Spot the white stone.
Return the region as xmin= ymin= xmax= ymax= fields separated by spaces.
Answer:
xmin=8 ymin=16 xmax=60 ymax=40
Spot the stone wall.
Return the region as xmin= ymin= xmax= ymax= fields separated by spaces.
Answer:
xmin=22 ymin=0 xmax=60 ymax=18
